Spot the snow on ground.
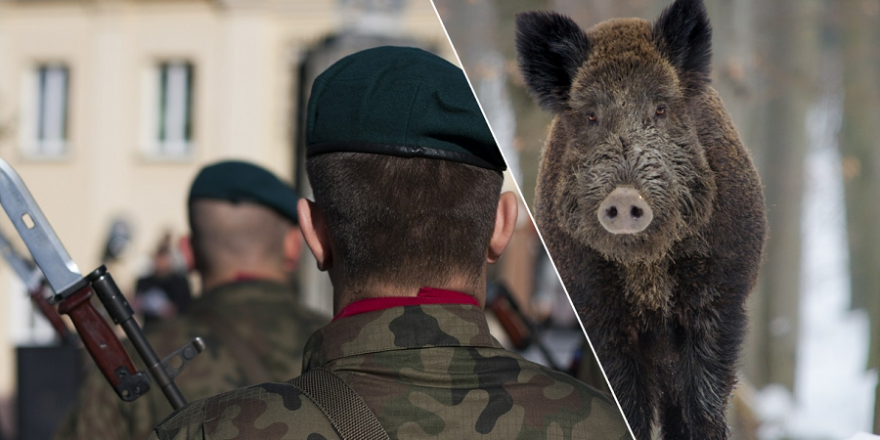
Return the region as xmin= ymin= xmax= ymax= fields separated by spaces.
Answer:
xmin=754 ymin=95 xmax=877 ymax=439
xmin=845 ymin=434 xmax=880 ymax=440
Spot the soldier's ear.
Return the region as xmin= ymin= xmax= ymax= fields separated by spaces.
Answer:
xmin=297 ymin=198 xmax=333 ymax=271
xmin=282 ymin=226 xmax=303 ymax=272
xmin=179 ymin=235 xmax=195 ymax=272
xmin=654 ymin=0 xmax=713 ymax=95
xmin=487 ymin=192 xmax=518 ymax=264
xmin=516 ymin=11 xmax=590 ymax=113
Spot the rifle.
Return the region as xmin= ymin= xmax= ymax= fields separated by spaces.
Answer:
xmin=0 ymin=227 xmax=77 ymax=344
xmin=486 ymin=281 xmax=564 ymax=372
xmin=0 ymin=158 xmax=204 ymax=409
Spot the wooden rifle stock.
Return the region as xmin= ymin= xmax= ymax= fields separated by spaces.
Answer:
xmin=29 ymin=282 xmax=76 ymax=343
xmin=58 ymin=285 xmax=150 ymax=401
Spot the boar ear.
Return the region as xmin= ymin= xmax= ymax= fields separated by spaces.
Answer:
xmin=516 ymin=11 xmax=590 ymax=113
xmin=653 ymin=0 xmax=712 ymax=94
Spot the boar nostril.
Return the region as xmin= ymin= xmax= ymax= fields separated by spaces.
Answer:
xmin=597 ymin=187 xmax=654 ymax=235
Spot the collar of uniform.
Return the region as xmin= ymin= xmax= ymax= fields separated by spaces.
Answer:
xmin=187 ymin=279 xmax=294 ymax=315
xmin=331 ymin=286 xmax=480 ymax=321
xmin=302 ymin=303 xmax=501 ymax=371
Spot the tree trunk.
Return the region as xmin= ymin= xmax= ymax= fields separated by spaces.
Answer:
xmin=748 ymin=0 xmax=819 ymax=391
xmin=836 ymin=0 xmax=880 ymax=431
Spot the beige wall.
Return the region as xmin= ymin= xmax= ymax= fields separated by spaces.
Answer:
xmin=0 ymin=0 xmax=451 ymax=408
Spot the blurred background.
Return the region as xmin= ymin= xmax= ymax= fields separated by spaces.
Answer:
xmin=435 ymin=0 xmax=880 ymax=438
xmin=0 ymin=1 xmax=603 ymax=439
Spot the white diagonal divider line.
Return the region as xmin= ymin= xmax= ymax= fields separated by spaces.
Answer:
xmin=427 ymin=2 xmax=636 ymax=438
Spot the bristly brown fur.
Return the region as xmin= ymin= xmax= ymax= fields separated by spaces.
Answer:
xmin=516 ymin=0 xmax=766 ymax=439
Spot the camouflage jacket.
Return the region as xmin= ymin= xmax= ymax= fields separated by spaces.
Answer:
xmin=54 ymin=280 xmax=328 ymax=440
xmin=149 ymin=303 xmax=631 ymax=440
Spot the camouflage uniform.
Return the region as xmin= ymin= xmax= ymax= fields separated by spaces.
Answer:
xmin=149 ymin=303 xmax=631 ymax=440
xmin=54 ymin=280 xmax=328 ymax=440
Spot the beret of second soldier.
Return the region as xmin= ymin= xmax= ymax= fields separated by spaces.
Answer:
xmin=305 ymin=46 xmax=506 ymax=172
xmin=188 ymin=161 xmax=299 ymax=225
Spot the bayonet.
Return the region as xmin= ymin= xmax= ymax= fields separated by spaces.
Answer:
xmin=0 ymin=227 xmax=42 ymax=292
xmin=0 ymin=227 xmax=76 ymax=342
xmin=0 ymin=158 xmax=202 ymax=409
xmin=0 ymin=160 xmax=84 ymax=301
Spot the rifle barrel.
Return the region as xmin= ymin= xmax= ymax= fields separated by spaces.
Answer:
xmin=88 ymin=267 xmax=187 ymax=409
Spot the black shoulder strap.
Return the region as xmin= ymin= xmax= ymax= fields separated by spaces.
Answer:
xmin=287 ymin=368 xmax=390 ymax=440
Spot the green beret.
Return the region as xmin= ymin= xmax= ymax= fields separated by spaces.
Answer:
xmin=188 ymin=161 xmax=299 ymax=224
xmin=306 ymin=46 xmax=506 ymax=172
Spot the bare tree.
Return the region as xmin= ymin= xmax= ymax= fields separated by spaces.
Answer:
xmin=836 ymin=0 xmax=880 ymax=431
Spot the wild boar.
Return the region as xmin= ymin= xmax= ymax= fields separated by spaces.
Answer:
xmin=515 ymin=0 xmax=766 ymax=438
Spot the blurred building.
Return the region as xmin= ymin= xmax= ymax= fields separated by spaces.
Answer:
xmin=0 ymin=0 xmax=451 ymax=433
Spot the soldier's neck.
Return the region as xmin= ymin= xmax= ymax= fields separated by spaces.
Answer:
xmin=201 ymin=269 xmax=287 ymax=292
xmin=332 ymin=276 xmax=485 ymax=315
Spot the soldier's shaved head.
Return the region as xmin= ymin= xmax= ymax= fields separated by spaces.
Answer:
xmin=189 ymin=200 xmax=294 ymax=285
xmin=306 ymin=153 xmax=504 ymax=297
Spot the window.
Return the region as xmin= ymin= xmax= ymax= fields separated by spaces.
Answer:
xmin=151 ymin=62 xmax=194 ymax=157
xmin=22 ymin=64 xmax=69 ymax=157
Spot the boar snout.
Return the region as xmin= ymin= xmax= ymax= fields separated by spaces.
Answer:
xmin=598 ymin=187 xmax=653 ymax=234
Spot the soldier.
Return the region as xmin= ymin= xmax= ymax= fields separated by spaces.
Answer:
xmin=54 ymin=161 xmax=328 ymax=440
xmin=150 ymin=47 xmax=631 ymax=440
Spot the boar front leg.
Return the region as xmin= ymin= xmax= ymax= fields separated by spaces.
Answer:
xmin=661 ymin=294 xmax=746 ymax=440
xmin=593 ymin=325 xmax=659 ymax=440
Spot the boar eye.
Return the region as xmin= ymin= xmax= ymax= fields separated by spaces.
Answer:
xmin=655 ymin=105 xmax=667 ymax=118
xmin=588 ymin=112 xmax=598 ymax=124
